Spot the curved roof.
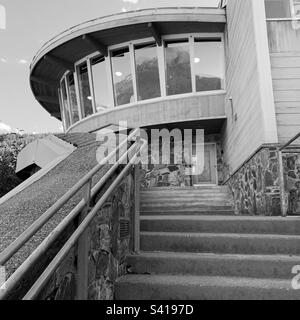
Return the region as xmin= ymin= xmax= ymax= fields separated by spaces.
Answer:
xmin=29 ymin=7 xmax=226 ymax=120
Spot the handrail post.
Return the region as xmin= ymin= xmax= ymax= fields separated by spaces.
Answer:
xmin=76 ymin=180 xmax=92 ymax=300
xmin=278 ymin=148 xmax=287 ymax=217
xmin=133 ymin=163 xmax=141 ymax=254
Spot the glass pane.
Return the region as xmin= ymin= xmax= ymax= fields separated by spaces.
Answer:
xmin=91 ymin=56 xmax=111 ymax=113
xmin=265 ymin=0 xmax=292 ymax=18
xmin=67 ymin=74 xmax=79 ymax=123
xmin=61 ymin=80 xmax=71 ymax=129
xmin=135 ymin=43 xmax=161 ymax=101
xmin=194 ymin=39 xmax=223 ymax=92
xmin=165 ymin=40 xmax=192 ymax=96
xmin=292 ymin=0 xmax=300 ymax=16
xmin=111 ymin=47 xmax=134 ymax=106
xmin=78 ymin=62 xmax=93 ymax=118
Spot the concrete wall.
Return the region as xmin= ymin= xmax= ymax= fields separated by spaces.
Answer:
xmin=68 ymin=93 xmax=226 ymax=133
xmin=222 ymin=0 xmax=278 ymax=175
xmin=267 ymin=21 xmax=300 ymax=143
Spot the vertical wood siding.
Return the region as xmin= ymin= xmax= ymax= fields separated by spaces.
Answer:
xmin=268 ymin=21 xmax=300 ymax=143
xmin=222 ymin=0 xmax=277 ymax=174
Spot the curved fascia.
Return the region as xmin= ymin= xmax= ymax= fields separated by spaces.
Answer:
xmin=66 ymin=91 xmax=227 ymax=134
xmin=30 ymin=7 xmax=226 ymax=73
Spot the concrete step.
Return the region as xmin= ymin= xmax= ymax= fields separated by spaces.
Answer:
xmin=141 ymin=194 xmax=230 ymax=199
xmin=141 ymin=200 xmax=232 ymax=206
xmin=141 ymin=191 xmax=230 ymax=196
xmin=115 ymin=274 xmax=299 ymax=300
xmin=140 ymin=216 xmax=300 ymax=235
xmin=141 ymin=209 xmax=236 ymax=216
xmin=142 ymin=186 xmax=230 ymax=192
xmin=140 ymin=232 xmax=300 ymax=255
xmin=127 ymin=252 xmax=300 ymax=279
xmin=141 ymin=203 xmax=233 ymax=210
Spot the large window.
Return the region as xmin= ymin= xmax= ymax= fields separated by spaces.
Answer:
xmin=135 ymin=43 xmax=161 ymax=101
xmin=165 ymin=39 xmax=192 ymax=96
xmin=111 ymin=47 xmax=134 ymax=106
xmin=194 ymin=39 xmax=223 ymax=92
xmin=67 ymin=74 xmax=79 ymax=123
xmin=265 ymin=0 xmax=299 ymax=18
xmin=91 ymin=56 xmax=111 ymax=112
xmin=60 ymin=80 xmax=71 ymax=129
xmin=59 ymin=33 xmax=225 ymax=128
xmin=78 ymin=62 xmax=94 ymax=117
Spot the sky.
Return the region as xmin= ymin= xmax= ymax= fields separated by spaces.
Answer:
xmin=0 ymin=0 xmax=220 ymax=133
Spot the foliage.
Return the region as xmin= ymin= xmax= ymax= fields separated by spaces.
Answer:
xmin=0 ymin=133 xmax=47 ymax=198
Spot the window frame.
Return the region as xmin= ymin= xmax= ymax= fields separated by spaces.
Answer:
xmin=90 ymin=54 xmax=114 ymax=112
xmin=134 ymin=41 xmax=162 ymax=101
xmin=66 ymin=72 xmax=81 ymax=124
xmin=75 ymin=60 xmax=95 ymax=118
xmin=163 ymin=36 xmax=193 ymax=96
xmin=59 ymin=73 xmax=72 ymax=129
xmin=60 ymin=32 xmax=226 ymax=128
xmin=265 ymin=0 xmax=300 ymax=20
xmin=110 ymin=44 xmax=136 ymax=106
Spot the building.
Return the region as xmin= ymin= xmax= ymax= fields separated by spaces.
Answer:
xmin=29 ymin=0 xmax=300 ymax=216
xmin=2 ymin=0 xmax=300 ymax=300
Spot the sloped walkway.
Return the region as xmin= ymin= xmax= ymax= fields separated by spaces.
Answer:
xmin=0 ymin=134 xmax=103 ymax=275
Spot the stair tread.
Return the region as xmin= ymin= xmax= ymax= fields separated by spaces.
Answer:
xmin=129 ymin=251 xmax=300 ymax=261
xmin=141 ymin=208 xmax=234 ymax=211
xmin=140 ymin=215 xmax=300 ymax=221
xmin=141 ymin=231 xmax=300 ymax=239
xmin=117 ymin=274 xmax=293 ymax=290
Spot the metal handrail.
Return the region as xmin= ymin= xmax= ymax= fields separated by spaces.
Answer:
xmin=278 ymin=131 xmax=300 ymax=217
xmin=0 ymin=128 xmax=139 ymax=266
xmin=0 ymin=137 xmax=145 ymax=300
xmin=280 ymin=132 xmax=300 ymax=151
xmin=23 ymin=139 xmax=147 ymax=300
xmin=0 ymin=129 xmax=146 ymax=300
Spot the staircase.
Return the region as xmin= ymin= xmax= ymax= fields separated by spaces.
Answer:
xmin=115 ymin=186 xmax=300 ymax=300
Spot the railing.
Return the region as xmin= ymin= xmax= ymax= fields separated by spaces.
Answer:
xmin=0 ymin=128 xmax=146 ymax=300
xmin=278 ymin=132 xmax=300 ymax=217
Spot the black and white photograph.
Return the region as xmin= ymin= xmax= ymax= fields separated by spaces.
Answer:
xmin=1 ymin=0 xmax=300 ymax=305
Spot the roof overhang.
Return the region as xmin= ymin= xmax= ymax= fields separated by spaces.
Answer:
xmin=16 ymin=135 xmax=76 ymax=174
xmin=29 ymin=7 xmax=226 ymax=120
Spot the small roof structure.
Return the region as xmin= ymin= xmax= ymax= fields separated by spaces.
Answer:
xmin=16 ymin=135 xmax=76 ymax=176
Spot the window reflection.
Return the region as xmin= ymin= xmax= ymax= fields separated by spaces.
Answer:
xmin=265 ymin=0 xmax=292 ymax=18
xmin=61 ymin=80 xmax=71 ymax=129
xmin=78 ymin=62 xmax=93 ymax=117
xmin=135 ymin=43 xmax=161 ymax=101
xmin=194 ymin=39 xmax=223 ymax=92
xmin=111 ymin=47 xmax=134 ymax=106
xmin=91 ymin=56 xmax=111 ymax=113
xmin=60 ymin=35 xmax=226 ymax=125
xmin=67 ymin=74 xmax=79 ymax=123
xmin=294 ymin=0 xmax=300 ymax=16
xmin=165 ymin=39 xmax=192 ymax=96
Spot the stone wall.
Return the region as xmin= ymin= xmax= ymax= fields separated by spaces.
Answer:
xmin=226 ymin=146 xmax=281 ymax=216
xmin=282 ymin=150 xmax=300 ymax=215
xmin=141 ymin=134 xmax=225 ymax=188
xmin=36 ymin=168 xmax=135 ymax=300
